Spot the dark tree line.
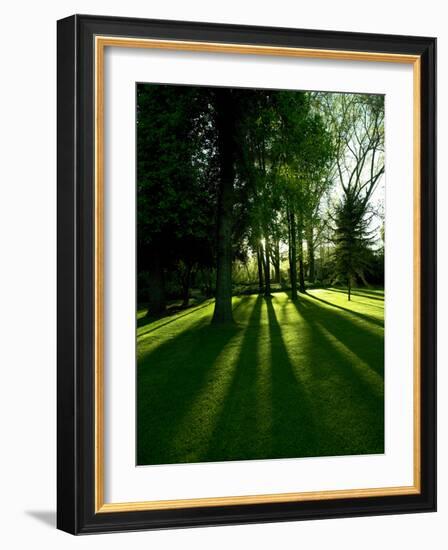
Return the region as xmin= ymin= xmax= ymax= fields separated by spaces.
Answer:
xmin=137 ymin=84 xmax=384 ymax=320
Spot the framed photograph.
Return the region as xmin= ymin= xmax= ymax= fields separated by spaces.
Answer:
xmin=57 ymin=14 xmax=436 ymax=534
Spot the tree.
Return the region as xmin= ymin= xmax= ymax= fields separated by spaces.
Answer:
xmin=212 ymin=88 xmax=239 ymax=324
xmin=137 ymin=84 xmax=217 ymax=316
xmin=320 ymin=93 xmax=384 ymax=296
xmin=286 ymin=195 xmax=298 ymax=299
xmin=333 ymin=194 xmax=376 ymax=300
xmin=274 ymin=92 xmax=334 ymax=297
xmin=137 ymin=85 xmax=383 ymax=319
xmin=238 ymin=90 xmax=281 ymax=299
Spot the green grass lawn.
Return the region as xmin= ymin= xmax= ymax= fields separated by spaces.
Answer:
xmin=137 ymin=288 xmax=384 ymax=465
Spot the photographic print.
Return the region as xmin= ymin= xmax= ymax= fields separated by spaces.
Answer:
xmin=136 ymin=84 xmax=385 ymax=466
xmin=57 ymin=15 xmax=436 ymax=534
xmin=57 ymin=16 xmax=436 ymax=533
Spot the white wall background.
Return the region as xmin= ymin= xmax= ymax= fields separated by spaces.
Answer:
xmin=0 ymin=1 xmax=444 ymax=548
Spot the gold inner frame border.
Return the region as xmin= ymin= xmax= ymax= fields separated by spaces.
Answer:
xmin=94 ymin=35 xmax=421 ymax=513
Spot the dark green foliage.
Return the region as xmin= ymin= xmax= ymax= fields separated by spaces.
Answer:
xmin=333 ymin=193 xmax=376 ymax=299
xmin=137 ymin=85 xmax=217 ymax=312
xmin=137 ymin=85 xmax=215 ymax=242
xmin=137 ymin=85 xmax=383 ymax=313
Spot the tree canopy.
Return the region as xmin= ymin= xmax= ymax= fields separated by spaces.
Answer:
xmin=137 ymin=84 xmax=385 ymax=318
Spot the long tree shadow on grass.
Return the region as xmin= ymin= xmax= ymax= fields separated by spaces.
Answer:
xmin=138 ymin=295 xmax=252 ymax=337
xmin=137 ymin=299 xmax=213 ymax=331
xmin=297 ymin=296 xmax=384 ymax=376
xmin=326 ymin=288 xmax=385 ymax=302
xmin=291 ymin=298 xmax=384 ymax=455
xmin=200 ymin=296 xmax=265 ymax=462
xmin=137 ymin=314 xmax=244 ymax=465
xmin=305 ymin=292 xmax=384 ymax=328
xmin=203 ymin=296 xmax=322 ymax=462
xmin=343 ymin=299 xmax=384 ymax=310
xmin=265 ymin=298 xmax=322 ymax=458
xmin=138 ymin=292 xmax=384 ymax=465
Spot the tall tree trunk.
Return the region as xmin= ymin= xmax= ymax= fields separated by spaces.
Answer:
xmin=288 ymin=207 xmax=298 ymax=301
xmin=205 ymin=267 xmax=213 ymax=297
xmin=257 ymin=244 xmax=264 ymax=294
xmin=244 ymin=261 xmax=251 ymax=282
xmin=359 ymin=270 xmax=370 ymax=288
xmin=181 ymin=263 xmax=193 ymax=308
xmin=306 ymin=227 xmax=315 ymax=284
xmin=273 ymin=239 xmax=281 ymax=284
xmin=348 ymin=276 xmax=351 ymax=301
xmin=212 ymin=89 xmax=236 ymax=324
xmin=263 ymin=236 xmax=271 ymax=298
xmin=144 ymin=244 xmax=166 ymax=317
xmin=298 ymin=232 xmax=306 ymax=293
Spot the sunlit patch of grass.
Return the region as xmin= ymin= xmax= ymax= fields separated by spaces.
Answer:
xmin=137 ymin=289 xmax=384 ymax=465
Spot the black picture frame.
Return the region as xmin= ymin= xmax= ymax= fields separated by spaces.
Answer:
xmin=57 ymin=14 xmax=436 ymax=534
